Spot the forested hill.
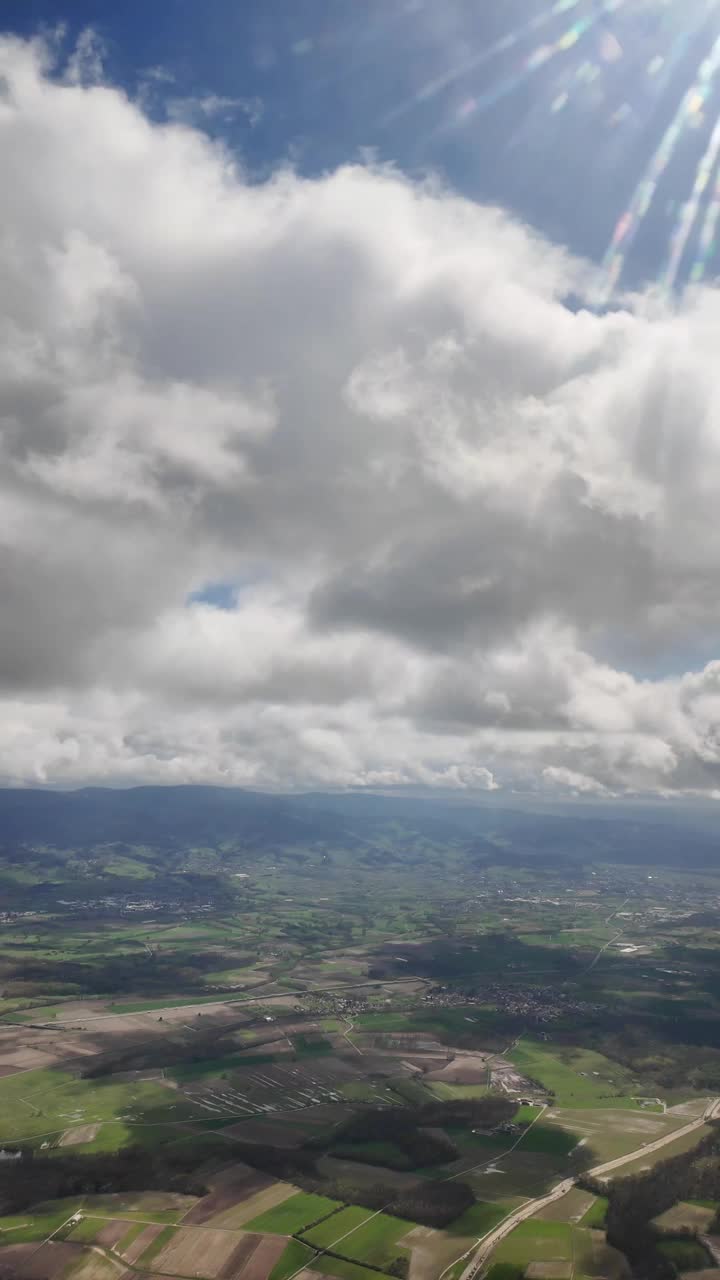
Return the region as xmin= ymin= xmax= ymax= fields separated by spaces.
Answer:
xmin=0 ymin=784 xmax=717 ymax=869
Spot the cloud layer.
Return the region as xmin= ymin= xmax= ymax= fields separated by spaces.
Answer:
xmin=3 ymin=33 xmax=720 ymax=796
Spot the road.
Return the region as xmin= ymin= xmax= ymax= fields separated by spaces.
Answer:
xmin=582 ymin=930 xmax=623 ymax=975
xmin=588 ymin=1095 xmax=720 ymax=1178
xmin=456 ymin=1178 xmax=577 ymax=1279
xmin=21 ymin=977 xmax=428 ymax=1026
xmin=455 ymin=1096 xmax=720 ymax=1280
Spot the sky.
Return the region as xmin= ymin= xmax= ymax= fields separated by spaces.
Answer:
xmin=3 ymin=2 xmax=720 ymax=797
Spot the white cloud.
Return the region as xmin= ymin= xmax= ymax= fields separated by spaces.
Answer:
xmin=165 ymin=93 xmax=263 ymax=128
xmin=2 ymin=34 xmax=720 ymax=795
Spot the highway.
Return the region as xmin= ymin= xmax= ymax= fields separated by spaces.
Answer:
xmin=21 ymin=976 xmax=429 ymax=1026
xmin=455 ymin=1096 xmax=720 ymax=1280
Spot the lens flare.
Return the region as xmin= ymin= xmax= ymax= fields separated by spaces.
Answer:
xmin=596 ymin=27 xmax=720 ymax=301
xmin=440 ymin=1 xmax=624 ymax=131
xmin=691 ymin=165 xmax=720 ymax=280
xmin=662 ymin=112 xmax=720 ymax=292
xmin=385 ymin=0 xmax=720 ymax=293
xmin=383 ymin=0 xmax=585 ymax=126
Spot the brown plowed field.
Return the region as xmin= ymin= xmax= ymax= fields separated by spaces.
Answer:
xmin=216 ymin=1234 xmax=262 ymax=1278
xmin=0 ymin=1241 xmax=83 ymax=1279
xmin=207 ymin=1182 xmax=297 ymax=1230
xmin=238 ymin=1237 xmax=286 ymax=1280
xmin=95 ymin=1220 xmax=131 ymax=1248
xmin=122 ymin=1223 xmax=164 ymax=1263
xmin=183 ymin=1168 xmax=274 ymax=1226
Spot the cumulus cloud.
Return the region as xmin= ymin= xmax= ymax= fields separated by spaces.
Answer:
xmin=165 ymin=93 xmax=263 ymax=128
xmin=2 ymin=33 xmax=720 ymax=795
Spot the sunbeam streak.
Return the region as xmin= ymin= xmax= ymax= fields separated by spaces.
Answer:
xmin=662 ymin=111 xmax=720 ymax=292
xmin=382 ymin=0 xmax=586 ymax=127
xmin=596 ymin=27 xmax=720 ymax=301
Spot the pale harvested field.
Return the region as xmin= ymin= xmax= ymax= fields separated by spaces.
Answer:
xmin=239 ymin=1237 xmax=286 ymax=1280
xmin=244 ymin=994 xmax=299 ymax=1011
xmin=216 ymin=1235 xmax=261 ymax=1279
xmin=381 ymin=980 xmax=428 ymax=995
xmin=537 ymin=1190 xmax=597 ymax=1223
xmin=426 ymin=1055 xmax=490 ymax=1085
xmin=0 ymin=1026 xmax=108 ymax=1071
xmin=206 ymin=1181 xmax=297 ymax=1229
xmin=526 ymin=1263 xmax=571 ymax=1279
xmin=85 ymin=1192 xmax=197 ymax=1219
xmin=402 ymin=1225 xmax=471 ymax=1280
xmin=94 ymin=1221 xmax=131 ymax=1248
xmin=64 ymin=1248 xmax=125 ymax=1280
xmin=123 ymin=1223 xmax=164 ymax=1263
xmin=667 ymin=1099 xmax=711 ymax=1118
xmin=151 ymin=1227 xmax=245 ymax=1277
xmin=609 ymin=1124 xmax=713 ymax=1178
xmin=550 ymin=1108 xmax=682 ymax=1139
xmin=548 ymin=1106 xmax=690 ymax=1162
xmin=60 ymin=1123 xmax=101 ymax=1147
xmin=654 ymin=1202 xmax=716 ymax=1233
xmin=0 ymin=1045 xmax=58 ymax=1072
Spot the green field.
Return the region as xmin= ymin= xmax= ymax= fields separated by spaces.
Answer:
xmin=427 ymin=1082 xmax=491 ymax=1100
xmin=314 ymin=1258 xmax=386 ymax=1280
xmin=0 ymin=1199 xmax=80 ymax=1243
xmin=492 ymin=1219 xmax=576 ymax=1267
xmin=517 ymin=1123 xmax=580 ymax=1156
xmin=270 ymin=1240 xmax=317 ymax=1280
xmin=581 ymin=1195 xmax=608 ymax=1228
xmin=137 ymin=1224 xmax=176 ymax=1266
xmin=332 ymin=1139 xmax=412 ymax=1169
xmin=657 ymin=1238 xmax=713 ymax=1270
xmin=244 ymin=1191 xmax=343 ymax=1235
xmin=302 ymin=1205 xmax=377 ymax=1249
xmin=446 ymin=1201 xmax=510 ymax=1237
xmin=510 ymin=1041 xmax=640 ymax=1108
xmin=302 ymin=1207 xmax=414 ymax=1271
xmin=70 ymin=1192 xmax=197 ymax=1224
xmin=0 ymin=1067 xmax=201 ymax=1146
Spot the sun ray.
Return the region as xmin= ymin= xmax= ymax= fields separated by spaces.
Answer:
xmin=435 ymin=0 xmax=625 ymax=135
xmin=597 ymin=26 xmax=720 ymax=301
xmin=690 ymin=160 xmax=720 ymax=280
xmin=662 ymin=111 xmax=720 ymax=293
xmin=383 ymin=0 xmax=585 ymax=127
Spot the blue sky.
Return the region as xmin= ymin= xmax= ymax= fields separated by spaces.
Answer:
xmin=4 ymin=0 xmax=720 ymax=291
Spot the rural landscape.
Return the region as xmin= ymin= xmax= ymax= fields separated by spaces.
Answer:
xmin=0 ymin=789 xmax=718 ymax=1280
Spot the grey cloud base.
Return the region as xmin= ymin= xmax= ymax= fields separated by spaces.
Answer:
xmin=1 ymin=34 xmax=720 ymax=796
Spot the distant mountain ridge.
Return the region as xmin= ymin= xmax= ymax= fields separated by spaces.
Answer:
xmin=0 ymin=784 xmax=716 ymax=869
